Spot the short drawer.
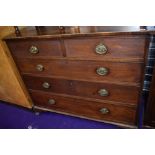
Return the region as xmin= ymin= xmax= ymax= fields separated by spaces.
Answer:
xmin=17 ymin=59 xmax=144 ymax=84
xmin=30 ymin=90 xmax=137 ymax=125
xmin=64 ymin=36 xmax=146 ymax=60
xmin=24 ymin=75 xmax=140 ymax=104
xmin=6 ymin=39 xmax=63 ymax=58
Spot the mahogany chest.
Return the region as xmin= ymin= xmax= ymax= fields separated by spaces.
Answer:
xmin=4 ymin=26 xmax=152 ymax=127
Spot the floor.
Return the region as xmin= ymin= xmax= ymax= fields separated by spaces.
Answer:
xmin=0 ymin=101 xmax=121 ymax=129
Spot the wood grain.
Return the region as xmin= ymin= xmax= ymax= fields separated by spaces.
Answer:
xmin=0 ymin=40 xmax=32 ymax=108
xmin=3 ymin=26 xmax=152 ymax=40
xmin=7 ymin=39 xmax=63 ymax=58
xmin=3 ymin=26 xmax=150 ymax=126
xmin=15 ymin=59 xmax=144 ymax=84
xmin=23 ymin=75 xmax=140 ymax=104
xmin=64 ymin=36 xmax=146 ymax=60
xmin=30 ymin=89 xmax=137 ymax=125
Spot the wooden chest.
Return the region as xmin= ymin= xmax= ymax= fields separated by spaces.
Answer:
xmin=4 ymin=26 xmax=151 ymax=127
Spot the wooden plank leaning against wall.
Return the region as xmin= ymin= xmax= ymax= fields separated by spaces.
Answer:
xmin=0 ymin=26 xmax=32 ymax=108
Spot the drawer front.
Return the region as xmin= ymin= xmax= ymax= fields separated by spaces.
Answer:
xmin=7 ymin=39 xmax=63 ymax=58
xmin=64 ymin=36 xmax=146 ymax=59
xmin=17 ymin=59 xmax=143 ymax=84
xmin=24 ymin=75 xmax=140 ymax=104
xmin=30 ymin=90 xmax=137 ymax=125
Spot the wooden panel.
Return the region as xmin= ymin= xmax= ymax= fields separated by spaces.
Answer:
xmin=0 ymin=40 xmax=32 ymax=108
xmin=16 ymin=59 xmax=144 ymax=84
xmin=64 ymin=36 xmax=146 ymax=60
xmin=0 ymin=27 xmax=15 ymax=39
xmin=23 ymin=75 xmax=140 ymax=104
xmin=7 ymin=39 xmax=63 ymax=58
xmin=30 ymin=90 xmax=136 ymax=125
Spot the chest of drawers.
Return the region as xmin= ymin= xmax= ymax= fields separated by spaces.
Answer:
xmin=4 ymin=26 xmax=151 ymax=127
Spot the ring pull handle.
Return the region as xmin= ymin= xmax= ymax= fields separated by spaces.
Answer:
xmin=100 ymin=108 xmax=109 ymax=114
xmin=96 ymin=67 xmax=108 ymax=76
xmin=48 ymin=99 xmax=56 ymax=105
xmin=95 ymin=43 xmax=107 ymax=55
xmin=29 ymin=45 xmax=39 ymax=54
xmin=36 ymin=64 xmax=44 ymax=72
xmin=98 ymin=89 xmax=109 ymax=97
xmin=42 ymin=82 xmax=50 ymax=89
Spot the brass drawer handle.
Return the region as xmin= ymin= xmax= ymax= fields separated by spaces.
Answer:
xmin=48 ymin=99 xmax=56 ymax=105
xmin=36 ymin=64 xmax=44 ymax=72
xmin=29 ymin=45 xmax=39 ymax=54
xmin=96 ymin=67 xmax=108 ymax=76
xmin=100 ymin=108 xmax=109 ymax=114
xmin=42 ymin=82 xmax=50 ymax=89
xmin=95 ymin=43 xmax=107 ymax=55
xmin=98 ymin=89 xmax=109 ymax=97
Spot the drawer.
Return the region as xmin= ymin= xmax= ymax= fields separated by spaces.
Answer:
xmin=64 ymin=36 xmax=146 ymax=59
xmin=24 ymin=75 xmax=140 ymax=104
xmin=30 ymin=90 xmax=137 ymax=125
xmin=6 ymin=39 xmax=63 ymax=58
xmin=17 ymin=59 xmax=144 ymax=84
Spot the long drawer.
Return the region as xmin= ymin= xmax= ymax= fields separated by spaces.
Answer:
xmin=7 ymin=39 xmax=63 ymax=58
xmin=16 ymin=59 xmax=144 ymax=84
xmin=64 ymin=36 xmax=146 ymax=59
xmin=24 ymin=75 xmax=140 ymax=104
xmin=30 ymin=90 xmax=137 ymax=125
xmin=30 ymin=91 xmax=136 ymax=125
xmin=7 ymin=36 xmax=147 ymax=61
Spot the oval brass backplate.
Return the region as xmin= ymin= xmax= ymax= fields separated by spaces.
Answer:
xmin=100 ymin=108 xmax=109 ymax=114
xmin=98 ymin=89 xmax=109 ymax=97
xmin=96 ymin=67 xmax=108 ymax=76
xmin=48 ymin=99 xmax=56 ymax=105
xmin=29 ymin=45 xmax=39 ymax=54
xmin=42 ymin=82 xmax=50 ymax=89
xmin=36 ymin=64 xmax=44 ymax=72
xmin=95 ymin=43 xmax=107 ymax=55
